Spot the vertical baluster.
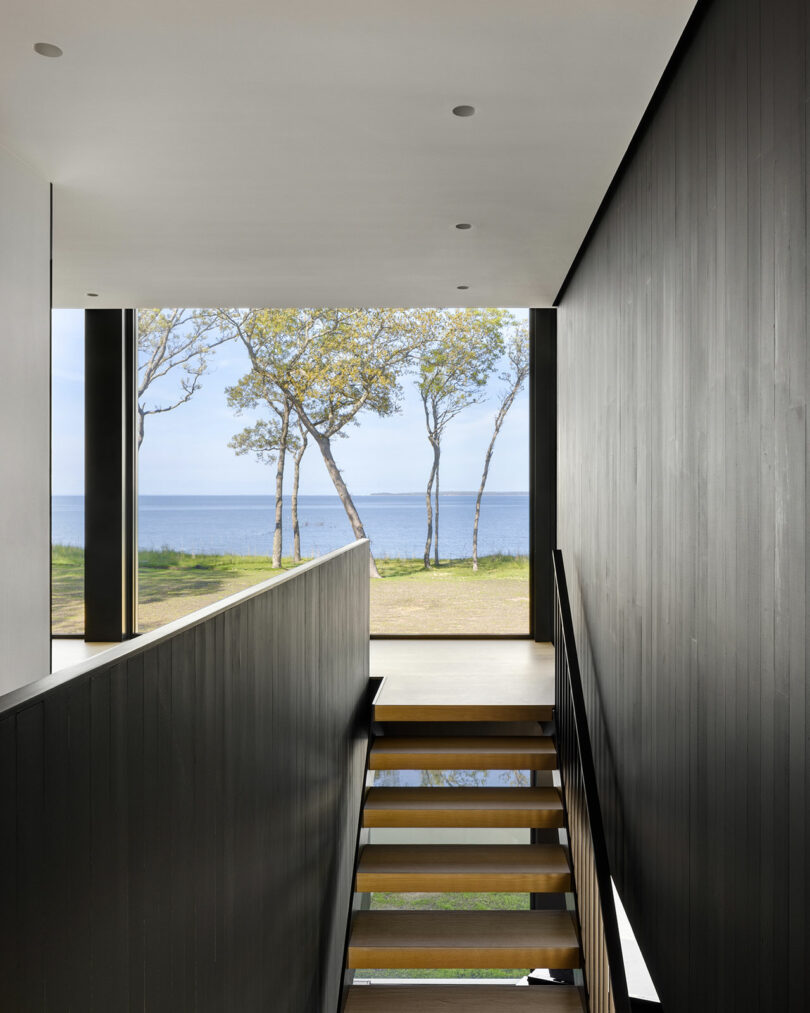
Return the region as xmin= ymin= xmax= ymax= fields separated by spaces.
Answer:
xmin=554 ymin=555 xmax=630 ymax=1013
xmin=591 ymin=852 xmax=597 ymax=1010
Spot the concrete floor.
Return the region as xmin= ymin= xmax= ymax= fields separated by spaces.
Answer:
xmin=370 ymin=638 xmax=553 ymax=681
xmin=370 ymin=639 xmax=555 ymax=713
xmin=51 ymin=639 xmax=118 ymax=672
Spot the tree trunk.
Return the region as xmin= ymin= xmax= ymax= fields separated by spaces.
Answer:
xmin=472 ymin=437 xmax=497 ymax=572
xmin=423 ymin=450 xmax=438 ymax=569
xmin=314 ymin=433 xmax=381 ymax=578
xmin=272 ymin=403 xmax=290 ymax=568
xmin=433 ymin=445 xmax=441 ymax=567
xmin=291 ymin=428 xmax=307 ymax=563
xmin=473 ymin=395 xmax=513 ymax=571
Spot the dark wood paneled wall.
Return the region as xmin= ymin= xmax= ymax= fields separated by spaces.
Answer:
xmin=556 ymin=0 xmax=809 ymax=1009
xmin=0 ymin=541 xmax=370 ymax=1012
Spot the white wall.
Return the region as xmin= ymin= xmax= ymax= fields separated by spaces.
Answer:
xmin=0 ymin=147 xmax=51 ymax=694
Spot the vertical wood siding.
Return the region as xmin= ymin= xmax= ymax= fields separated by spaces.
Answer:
xmin=557 ymin=0 xmax=809 ymax=1009
xmin=0 ymin=542 xmax=370 ymax=1012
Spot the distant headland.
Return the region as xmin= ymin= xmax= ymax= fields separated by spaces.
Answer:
xmin=369 ymin=490 xmax=529 ymax=497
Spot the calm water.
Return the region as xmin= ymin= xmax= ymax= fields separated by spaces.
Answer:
xmin=52 ymin=493 xmax=528 ymax=559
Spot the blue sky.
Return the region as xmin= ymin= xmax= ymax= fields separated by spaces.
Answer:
xmin=52 ymin=308 xmax=529 ymax=497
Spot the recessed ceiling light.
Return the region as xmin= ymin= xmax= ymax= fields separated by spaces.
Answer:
xmin=457 ymin=285 xmax=470 ymax=290
xmin=455 ymin=223 xmax=472 ymax=230
xmin=452 ymin=105 xmax=475 ymax=117
xmin=86 ymin=292 xmax=99 ymax=298
xmin=34 ymin=42 xmax=63 ymax=58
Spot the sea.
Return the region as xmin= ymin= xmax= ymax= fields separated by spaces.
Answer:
xmin=51 ymin=493 xmax=529 ymax=560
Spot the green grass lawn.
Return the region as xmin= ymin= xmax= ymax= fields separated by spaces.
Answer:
xmin=375 ymin=554 xmax=528 ymax=580
xmin=52 ymin=545 xmax=296 ymax=633
xmin=52 ymin=545 xmax=530 ymax=634
xmin=371 ymin=554 xmax=529 ymax=634
xmin=370 ymin=890 xmax=529 ymax=911
xmin=138 ymin=547 xmax=297 ymax=601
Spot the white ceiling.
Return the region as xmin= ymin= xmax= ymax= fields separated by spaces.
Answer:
xmin=1 ymin=1 xmax=695 ymax=308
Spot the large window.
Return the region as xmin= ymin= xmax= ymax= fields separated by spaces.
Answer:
xmin=52 ymin=307 xmax=530 ymax=638
xmin=136 ymin=310 xmax=286 ymax=631
xmin=136 ymin=307 xmax=529 ymax=635
xmin=51 ymin=310 xmax=85 ymax=636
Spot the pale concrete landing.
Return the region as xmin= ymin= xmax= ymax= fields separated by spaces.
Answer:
xmin=370 ymin=640 xmax=555 ymax=721
xmin=51 ymin=639 xmax=118 ymax=672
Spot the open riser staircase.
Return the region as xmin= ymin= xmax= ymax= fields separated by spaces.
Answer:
xmin=342 ymin=695 xmax=588 ymax=1012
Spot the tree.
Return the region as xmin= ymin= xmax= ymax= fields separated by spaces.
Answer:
xmin=290 ymin=418 xmax=309 ymax=563
xmin=137 ymin=308 xmax=230 ymax=448
xmin=227 ymin=372 xmax=301 ymax=568
xmin=412 ymin=308 xmax=506 ymax=568
xmin=472 ymin=320 xmax=530 ymax=571
xmin=217 ymin=307 xmax=422 ymax=578
xmin=227 ymin=373 xmax=310 ymax=567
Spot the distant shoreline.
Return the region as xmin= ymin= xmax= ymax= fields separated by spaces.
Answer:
xmin=367 ymin=490 xmax=528 ymax=497
xmin=53 ymin=492 xmax=530 ymax=557
xmin=52 ymin=491 xmax=530 ymax=499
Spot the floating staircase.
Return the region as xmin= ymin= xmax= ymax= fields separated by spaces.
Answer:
xmin=342 ymin=698 xmax=586 ymax=1012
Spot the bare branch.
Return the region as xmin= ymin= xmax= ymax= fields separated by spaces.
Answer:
xmin=137 ymin=307 xmax=234 ymax=447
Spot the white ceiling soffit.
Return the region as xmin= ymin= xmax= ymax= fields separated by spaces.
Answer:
xmin=1 ymin=1 xmax=696 ymax=308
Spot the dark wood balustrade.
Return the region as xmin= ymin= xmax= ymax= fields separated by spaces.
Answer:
xmin=0 ymin=541 xmax=370 ymax=1012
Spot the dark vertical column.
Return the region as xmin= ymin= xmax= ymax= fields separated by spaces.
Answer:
xmin=85 ymin=309 xmax=137 ymax=641
xmin=530 ymin=307 xmax=557 ymax=641
xmin=123 ymin=311 xmax=138 ymax=635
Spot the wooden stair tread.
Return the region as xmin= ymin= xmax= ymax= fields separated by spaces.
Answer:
xmin=374 ymin=702 xmax=553 ymax=722
xmin=370 ymin=736 xmax=557 ymax=770
xmin=350 ymin=909 xmax=578 ymax=948
xmin=345 ymin=983 xmax=585 ymax=1011
xmin=348 ymin=910 xmax=580 ymax=969
xmin=357 ymin=844 xmax=571 ymax=892
xmin=363 ymin=787 xmax=564 ymax=828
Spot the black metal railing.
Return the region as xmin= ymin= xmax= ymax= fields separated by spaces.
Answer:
xmin=553 ymin=549 xmax=630 ymax=1013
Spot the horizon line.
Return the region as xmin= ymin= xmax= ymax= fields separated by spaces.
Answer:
xmin=52 ymin=490 xmax=530 ymax=498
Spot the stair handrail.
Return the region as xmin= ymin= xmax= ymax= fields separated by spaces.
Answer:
xmin=552 ymin=549 xmax=630 ymax=1013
